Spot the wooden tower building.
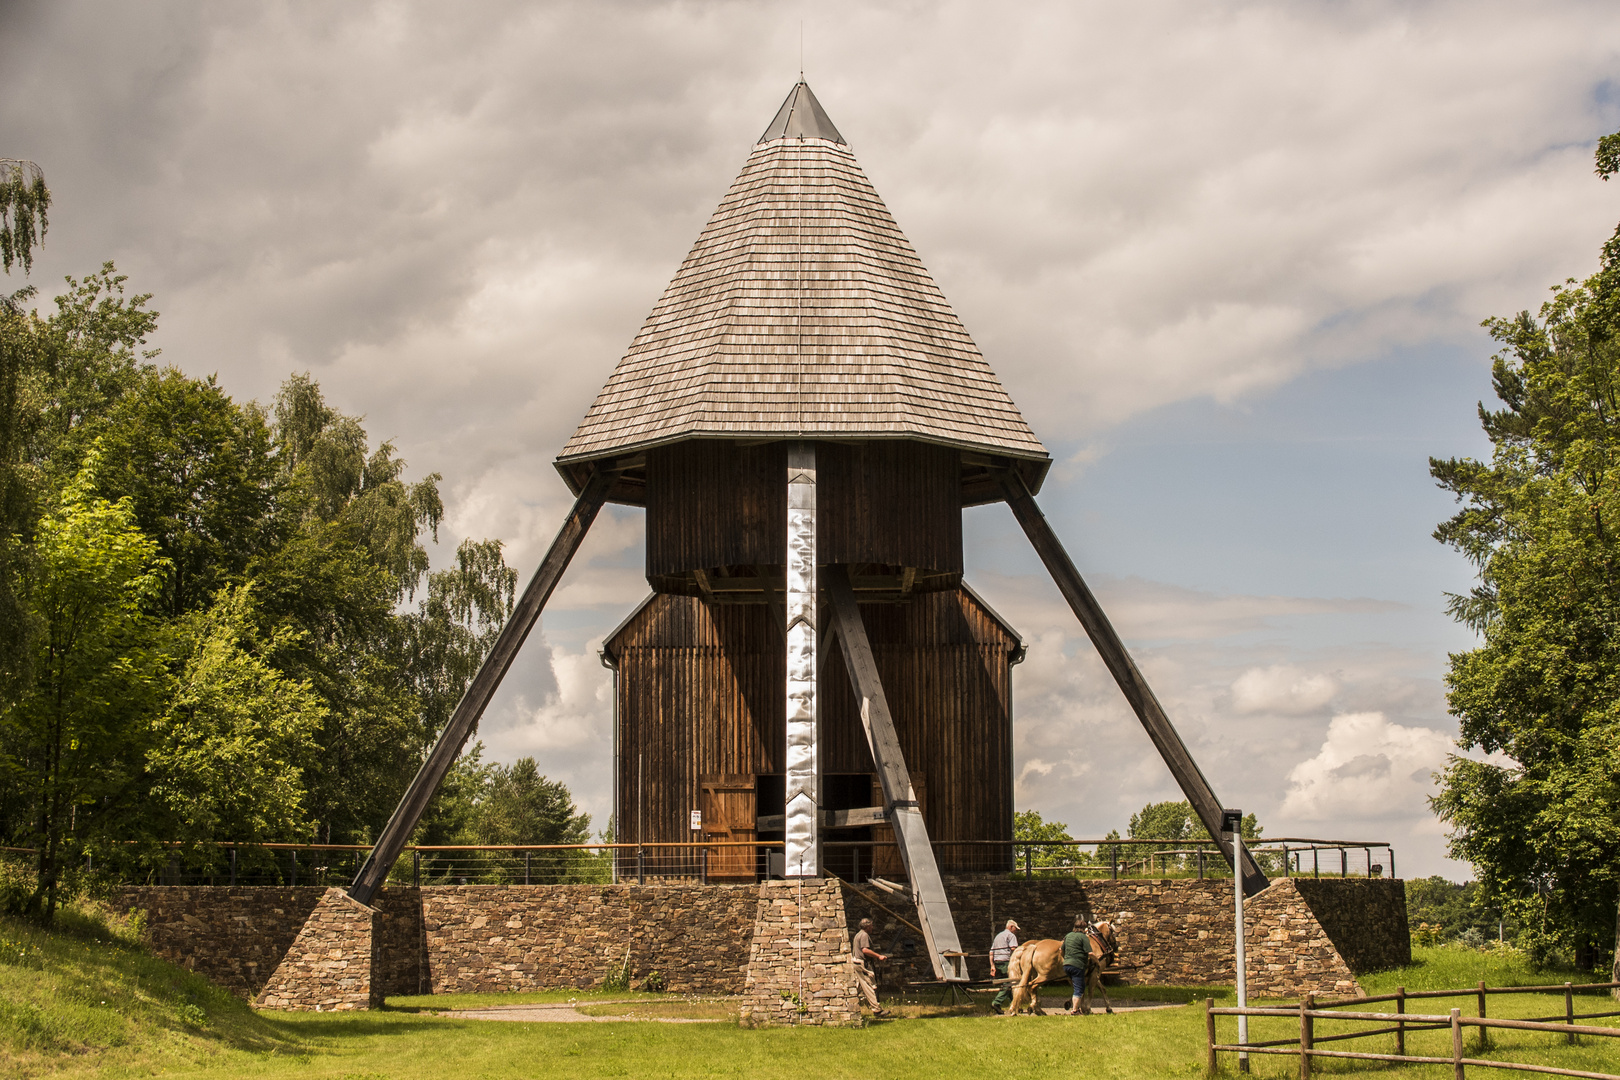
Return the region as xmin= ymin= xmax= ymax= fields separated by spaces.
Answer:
xmin=566 ymin=83 xmax=1046 ymax=886
xmin=351 ymin=82 xmax=1268 ymax=985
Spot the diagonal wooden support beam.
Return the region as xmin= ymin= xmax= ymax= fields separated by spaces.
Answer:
xmin=348 ymin=468 xmax=615 ymax=905
xmin=997 ymin=472 xmax=1269 ymax=896
xmin=825 ymin=565 xmax=969 ymax=982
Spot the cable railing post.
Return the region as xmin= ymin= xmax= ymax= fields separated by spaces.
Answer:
xmin=1389 ymin=846 xmax=1395 ymax=879
xmin=290 ymin=849 xmax=298 ymax=886
xmin=1340 ymin=848 xmax=1346 ymax=877
xmin=524 ymin=850 xmax=531 ymax=886
xmin=229 ymin=847 xmax=237 ymax=887
xmin=637 ymin=842 xmax=645 ymax=884
xmin=1111 ymin=846 xmax=1118 ymax=881
xmin=1198 ymin=849 xmax=1205 ymax=880
xmin=1024 ymin=845 xmax=1032 ymax=879
xmin=413 ymin=849 xmax=420 ymax=887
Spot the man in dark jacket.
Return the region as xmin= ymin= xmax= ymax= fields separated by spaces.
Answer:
xmin=1061 ymin=917 xmax=1093 ymax=1015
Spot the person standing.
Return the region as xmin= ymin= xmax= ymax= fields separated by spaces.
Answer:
xmin=988 ymin=919 xmax=1020 ymax=1014
xmin=1062 ymin=917 xmax=1093 ymax=1015
xmin=851 ymin=917 xmax=889 ymax=1017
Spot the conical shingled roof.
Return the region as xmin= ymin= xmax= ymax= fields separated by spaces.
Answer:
xmin=557 ymin=81 xmax=1048 ymax=500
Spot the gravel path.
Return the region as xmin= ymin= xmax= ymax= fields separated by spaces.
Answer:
xmin=437 ymin=1001 xmax=728 ymax=1024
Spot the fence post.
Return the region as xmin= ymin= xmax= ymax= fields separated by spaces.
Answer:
xmin=1111 ymin=847 xmax=1118 ymax=881
xmin=1450 ymin=1008 xmax=1464 ymax=1079
xmin=1313 ymin=849 xmax=1319 ymax=878
xmin=852 ymin=846 xmax=859 ymax=883
xmin=1198 ymin=850 xmax=1205 ymax=880
xmin=1281 ymin=845 xmax=1288 ymax=878
xmin=413 ymin=849 xmax=420 ymax=887
xmin=1565 ymin=982 xmax=1575 ymax=1044
xmin=1205 ymin=998 xmax=1217 ymax=1075
xmin=290 ymin=849 xmax=298 ymax=886
xmin=230 ymin=848 xmax=237 ymax=887
xmin=1298 ymin=992 xmax=1313 ymax=1080
xmin=1340 ymin=849 xmax=1346 ymax=877
xmin=1395 ymin=985 xmax=1406 ymax=1056
xmin=1025 ymin=845 xmax=1032 ymax=879
xmin=1476 ymin=980 xmax=1489 ymax=1049
xmin=637 ymin=843 xmax=645 ymax=884
xmin=1389 ymin=847 xmax=1395 ymax=880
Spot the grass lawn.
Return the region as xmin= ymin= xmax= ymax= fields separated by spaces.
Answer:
xmin=2 ymin=904 xmax=1614 ymax=1080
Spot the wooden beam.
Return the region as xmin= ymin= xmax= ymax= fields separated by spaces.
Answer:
xmin=826 ymin=564 xmax=969 ymax=981
xmin=348 ymin=468 xmax=615 ymax=905
xmin=996 ymin=472 xmax=1269 ymax=896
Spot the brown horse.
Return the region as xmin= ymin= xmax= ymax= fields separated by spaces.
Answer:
xmin=1004 ymin=922 xmax=1118 ymax=1016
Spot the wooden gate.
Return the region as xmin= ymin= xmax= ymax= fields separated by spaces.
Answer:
xmin=699 ymin=774 xmax=757 ymax=881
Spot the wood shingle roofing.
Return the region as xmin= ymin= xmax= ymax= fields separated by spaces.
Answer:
xmin=557 ymin=81 xmax=1048 ymax=498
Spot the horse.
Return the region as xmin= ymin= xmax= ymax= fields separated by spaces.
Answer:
xmin=1003 ymin=921 xmax=1119 ymax=1016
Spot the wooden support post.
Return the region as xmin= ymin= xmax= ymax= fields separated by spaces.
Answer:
xmin=1299 ymin=992 xmax=1314 ymax=1080
xmin=784 ymin=444 xmax=820 ymax=878
xmin=229 ymin=848 xmax=237 ymax=887
xmin=1565 ymin=982 xmax=1575 ymax=1044
xmin=1395 ymin=986 xmax=1407 ymax=1056
xmin=997 ymin=472 xmax=1267 ymax=895
xmin=348 ymin=468 xmax=614 ymax=905
xmin=1451 ymin=1008 xmax=1465 ymax=1080
xmin=826 ymin=564 xmax=968 ymax=981
xmin=1477 ymin=980 xmax=1489 ymax=1049
xmin=1206 ymin=998 xmax=1218 ymax=1075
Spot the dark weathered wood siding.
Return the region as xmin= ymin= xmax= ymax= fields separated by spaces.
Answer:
xmin=605 ymin=587 xmax=1017 ymax=873
xmin=645 ymin=439 xmax=961 ymax=589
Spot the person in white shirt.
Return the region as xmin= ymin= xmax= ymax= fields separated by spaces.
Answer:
xmin=988 ymin=919 xmax=1020 ymax=1014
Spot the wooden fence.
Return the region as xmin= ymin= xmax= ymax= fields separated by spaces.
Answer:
xmin=1208 ymin=980 xmax=1620 ymax=1078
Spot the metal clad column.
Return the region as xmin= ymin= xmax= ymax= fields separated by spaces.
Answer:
xmin=784 ymin=443 xmax=819 ymax=877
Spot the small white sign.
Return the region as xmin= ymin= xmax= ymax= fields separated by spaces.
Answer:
xmin=690 ymin=809 xmax=703 ymax=831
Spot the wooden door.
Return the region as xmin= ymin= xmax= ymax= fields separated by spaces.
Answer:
xmin=870 ymin=772 xmax=925 ymax=880
xmin=699 ymin=774 xmax=757 ymax=881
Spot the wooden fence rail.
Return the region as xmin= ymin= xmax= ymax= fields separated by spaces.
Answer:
xmin=1208 ymin=981 xmax=1620 ymax=1079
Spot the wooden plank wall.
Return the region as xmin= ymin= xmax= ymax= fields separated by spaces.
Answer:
xmin=644 ymin=439 xmax=961 ymax=586
xmin=608 ymin=587 xmax=1016 ymax=871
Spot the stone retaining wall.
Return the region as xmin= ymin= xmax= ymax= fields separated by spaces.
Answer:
xmin=843 ymin=875 xmax=1406 ymax=997
xmin=118 ymin=876 xmax=1407 ymax=1007
xmin=421 ymin=883 xmax=759 ymax=995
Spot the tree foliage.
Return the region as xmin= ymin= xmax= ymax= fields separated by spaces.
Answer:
xmin=0 ymin=260 xmax=583 ymax=917
xmin=0 ymin=161 xmax=48 ymax=275
xmin=1430 ymin=132 xmax=1620 ymax=970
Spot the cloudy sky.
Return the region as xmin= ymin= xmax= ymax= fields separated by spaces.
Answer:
xmin=5 ymin=1 xmax=1618 ymax=879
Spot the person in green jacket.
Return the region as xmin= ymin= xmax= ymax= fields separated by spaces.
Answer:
xmin=1061 ymin=918 xmax=1093 ymax=1015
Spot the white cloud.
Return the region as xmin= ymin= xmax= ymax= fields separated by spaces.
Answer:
xmin=1281 ymin=712 xmax=1455 ymax=824
xmin=1230 ymin=665 xmax=1340 ymax=716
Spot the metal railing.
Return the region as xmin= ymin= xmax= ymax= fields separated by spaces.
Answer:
xmin=11 ymin=835 xmax=1395 ymax=887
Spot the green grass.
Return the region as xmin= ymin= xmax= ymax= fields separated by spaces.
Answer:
xmin=0 ymin=905 xmax=299 ymax=1078
xmin=3 ymin=913 xmax=1615 ymax=1080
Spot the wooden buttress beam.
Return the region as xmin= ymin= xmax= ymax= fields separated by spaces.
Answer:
xmin=825 ymin=565 xmax=969 ymax=982
xmin=348 ymin=468 xmax=615 ymax=905
xmin=997 ymin=472 xmax=1269 ymax=896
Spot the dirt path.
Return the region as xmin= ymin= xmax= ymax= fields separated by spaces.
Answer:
xmin=436 ymin=1000 xmax=730 ymax=1024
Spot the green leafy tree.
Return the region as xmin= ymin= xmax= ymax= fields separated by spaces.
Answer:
xmin=140 ymin=584 xmax=324 ymax=858
xmin=1013 ymin=809 xmax=1077 ymax=867
xmin=1430 ymin=133 xmax=1620 ymax=978
xmin=0 ymin=448 xmax=167 ymax=918
xmin=0 ymin=160 xmax=48 ymax=274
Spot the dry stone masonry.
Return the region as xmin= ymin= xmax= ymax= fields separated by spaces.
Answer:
xmin=740 ymin=881 xmax=861 ymax=1027
xmin=117 ymin=876 xmax=1408 ymax=1010
xmin=254 ymin=887 xmax=379 ymax=1011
